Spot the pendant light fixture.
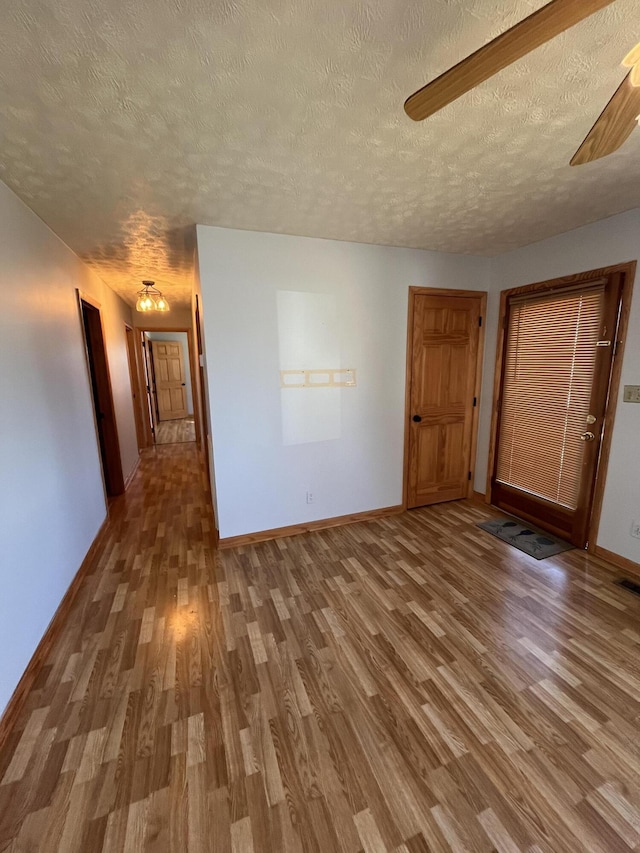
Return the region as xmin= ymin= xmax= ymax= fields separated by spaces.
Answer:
xmin=135 ymin=280 xmax=170 ymax=313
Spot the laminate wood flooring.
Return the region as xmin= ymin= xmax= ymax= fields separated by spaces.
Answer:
xmin=155 ymin=417 xmax=196 ymax=445
xmin=2 ymin=444 xmax=640 ymax=851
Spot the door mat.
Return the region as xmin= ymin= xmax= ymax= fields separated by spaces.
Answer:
xmin=477 ymin=517 xmax=574 ymax=560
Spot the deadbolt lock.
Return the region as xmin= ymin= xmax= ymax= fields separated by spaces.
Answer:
xmin=586 ymin=414 xmax=596 ymax=424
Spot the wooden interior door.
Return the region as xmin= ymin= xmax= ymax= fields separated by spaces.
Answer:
xmin=141 ymin=336 xmax=157 ymax=440
xmin=152 ymin=340 xmax=187 ymax=421
xmin=492 ymin=272 xmax=624 ymax=547
xmin=80 ymin=299 xmax=124 ymax=497
xmin=407 ymin=291 xmax=483 ymax=508
xmin=124 ymin=325 xmax=145 ymax=451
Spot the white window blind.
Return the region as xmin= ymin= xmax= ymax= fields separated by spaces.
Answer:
xmin=496 ymin=286 xmax=604 ymax=509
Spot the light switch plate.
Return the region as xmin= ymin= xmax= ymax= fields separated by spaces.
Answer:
xmin=623 ymin=385 xmax=640 ymax=403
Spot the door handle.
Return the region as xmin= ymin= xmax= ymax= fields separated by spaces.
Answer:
xmin=580 ymin=431 xmax=596 ymax=441
xmin=181 ymin=383 xmax=186 ymax=386
xmin=412 ymin=414 xmax=422 ymax=423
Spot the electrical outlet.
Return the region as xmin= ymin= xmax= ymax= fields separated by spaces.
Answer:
xmin=306 ymin=491 xmax=314 ymax=505
xmin=631 ymin=521 xmax=640 ymax=540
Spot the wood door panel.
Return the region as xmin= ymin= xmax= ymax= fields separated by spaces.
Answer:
xmin=448 ymin=344 xmax=470 ymax=402
xmin=152 ymin=339 xmax=188 ymax=421
xmin=442 ymin=421 xmax=465 ymax=482
xmin=450 ymin=308 xmax=471 ymax=332
xmin=418 ymin=347 xmax=443 ymax=406
xmin=413 ymin=424 xmax=467 ymax=505
xmin=492 ymin=482 xmax=575 ymax=541
xmin=422 ymin=306 xmax=445 ymax=333
xmin=158 ymin=389 xmax=172 ymax=414
xmin=414 ymin=424 xmax=439 ymax=493
xmin=407 ymin=292 xmax=483 ymax=509
xmin=170 ymin=387 xmax=186 ymax=410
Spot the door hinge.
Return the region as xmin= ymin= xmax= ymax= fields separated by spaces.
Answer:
xmin=473 ymin=396 xmax=477 ymax=407
xmin=468 ymin=471 xmax=472 ymax=481
xmin=478 ymin=316 xmax=483 ymax=327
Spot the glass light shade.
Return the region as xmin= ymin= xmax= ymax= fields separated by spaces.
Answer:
xmin=135 ymin=280 xmax=169 ymax=312
xmin=136 ymin=292 xmax=157 ymax=312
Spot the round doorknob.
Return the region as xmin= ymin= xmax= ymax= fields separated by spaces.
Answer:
xmin=580 ymin=431 xmax=595 ymax=441
xmin=412 ymin=414 xmax=422 ymax=423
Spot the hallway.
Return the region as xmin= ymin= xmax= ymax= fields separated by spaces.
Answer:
xmin=3 ymin=444 xmax=640 ymax=851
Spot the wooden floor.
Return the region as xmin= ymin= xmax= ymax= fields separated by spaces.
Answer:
xmin=155 ymin=417 xmax=195 ymax=445
xmin=3 ymin=445 xmax=640 ymax=852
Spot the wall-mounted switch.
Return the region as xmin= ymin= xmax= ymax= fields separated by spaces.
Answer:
xmin=631 ymin=521 xmax=640 ymax=540
xmin=623 ymin=385 xmax=640 ymax=403
xmin=306 ymin=491 xmax=314 ymax=505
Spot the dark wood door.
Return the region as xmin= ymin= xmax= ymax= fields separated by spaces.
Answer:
xmin=125 ymin=325 xmax=145 ymax=451
xmin=492 ymin=272 xmax=624 ymax=547
xmin=407 ymin=292 xmax=482 ymax=508
xmin=81 ymin=300 xmax=124 ymax=497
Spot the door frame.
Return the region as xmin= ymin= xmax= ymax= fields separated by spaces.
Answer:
xmin=77 ymin=290 xmax=125 ymax=497
xmin=486 ymin=261 xmax=636 ymax=552
xmin=402 ymin=287 xmax=487 ymax=510
xmin=133 ymin=326 xmax=201 ymax=448
xmin=194 ymin=294 xmax=213 ymax=501
xmin=146 ymin=339 xmax=160 ymax=429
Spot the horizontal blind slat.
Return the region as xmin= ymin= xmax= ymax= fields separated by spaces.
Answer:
xmin=496 ymin=288 xmax=603 ymax=509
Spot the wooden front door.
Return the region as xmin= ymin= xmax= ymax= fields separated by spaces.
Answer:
xmin=491 ymin=271 xmax=625 ymax=547
xmin=152 ymin=340 xmax=188 ymax=421
xmin=406 ymin=290 xmax=484 ymax=508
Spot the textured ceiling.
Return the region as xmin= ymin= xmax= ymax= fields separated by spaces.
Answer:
xmin=1 ymin=0 xmax=640 ymax=308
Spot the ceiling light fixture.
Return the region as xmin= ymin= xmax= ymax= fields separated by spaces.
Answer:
xmin=135 ymin=280 xmax=170 ymax=313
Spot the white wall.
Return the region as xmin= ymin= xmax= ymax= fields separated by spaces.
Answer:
xmin=197 ymin=226 xmax=493 ymax=539
xmin=98 ymin=287 xmax=139 ymax=480
xmin=136 ymin=307 xmax=193 ymax=329
xmin=0 ymin=180 xmax=137 ymax=714
xmin=493 ymin=209 xmax=640 ymax=563
xmin=146 ymin=331 xmax=194 ymax=414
